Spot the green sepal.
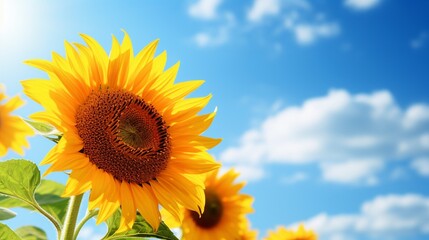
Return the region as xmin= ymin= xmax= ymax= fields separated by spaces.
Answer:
xmin=24 ymin=119 xmax=62 ymax=143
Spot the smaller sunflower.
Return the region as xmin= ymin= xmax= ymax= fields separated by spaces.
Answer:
xmin=240 ymin=230 xmax=258 ymax=240
xmin=264 ymin=224 xmax=317 ymax=240
xmin=239 ymin=220 xmax=258 ymax=240
xmin=0 ymin=86 xmax=33 ymax=157
xmin=163 ymin=169 xmax=254 ymax=240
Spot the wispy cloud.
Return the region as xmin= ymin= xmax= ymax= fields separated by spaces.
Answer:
xmin=292 ymin=22 xmax=340 ymax=45
xmin=247 ymin=0 xmax=310 ymax=23
xmin=389 ymin=167 xmax=408 ymax=180
xmin=229 ymin=164 xmax=266 ymax=182
xmin=188 ymin=0 xmax=223 ymax=20
xmin=188 ymin=0 xmax=340 ymax=48
xmin=193 ymin=28 xmax=228 ymax=47
xmin=344 ymin=0 xmax=382 ymax=11
xmin=410 ymin=31 xmax=428 ymax=49
xmin=187 ymin=0 xmax=234 ymax=48
xmin=192 ymin=12 xmax=235 ymax=47
xmin=281 ymin=172 xmax=308 ymax=184
xmin=321 ymin=159 xmax=383 ymax=185
xmin=293 ymin=194 xmax=429 ymax=240
xmin=78 ymin=226 xmax=104 ymax=240
xmin=247 ymin=0 xmax=339 ymax=46
xmin=411 ymin=158 xmax=429 ymax=177
xmin=247 ymin=0 xmax=281 ymax=22
xmin=220 ymin=89 xmax=429 ymax=184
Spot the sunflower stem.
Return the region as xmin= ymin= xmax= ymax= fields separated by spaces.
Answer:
xmin=27 ymin=199 xmax=62 ymax=238
xmin=60 ymin=194 xmax=84 ymax=240
xmin=73 ymin=209 xmax=99 ymax=240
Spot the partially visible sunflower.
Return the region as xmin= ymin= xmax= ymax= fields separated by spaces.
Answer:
xmin=240 ymin=230 xmax=258 ymax=240
xmin=239 ymin=220 xmax=258 ymax=240
xmin=0 ymin=86 xmax=33 ymax=156
xmin=163 ymin=169 xmax=254 ymax=240
xmin=264 ymin=224 xmax=317 ymax=240
xmin=22 ymin=31 xmax=221 ymax=232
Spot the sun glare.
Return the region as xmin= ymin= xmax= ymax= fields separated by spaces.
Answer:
xmin=0 ymin=0 xmax=41 ymax=52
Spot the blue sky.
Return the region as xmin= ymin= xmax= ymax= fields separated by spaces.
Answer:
xmin=1 ymin=0 xmax=429 ymax=239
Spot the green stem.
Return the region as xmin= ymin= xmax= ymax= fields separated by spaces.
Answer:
xmin=28 ymin=200 xmax=62 ymax=238
xmin=60 ymin=194 xmax=84 ymax=240
xmin=73 ymin=209 xmax=99 ymax=240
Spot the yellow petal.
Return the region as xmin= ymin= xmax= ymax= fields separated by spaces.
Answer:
xmin=62 ymin=168 xmax=93 ymax=197
xmin=116 ymin=182 xmax=136 ymax=233
xmin=151 ymin=180 xmax=183 ymax=224
xmin=96 ymin=177 xmax=121 ymax=224
xmin=156 ymin=172 xmax=205 ymax=214
xmin=132 ymin=183 xmax=161 ymax=231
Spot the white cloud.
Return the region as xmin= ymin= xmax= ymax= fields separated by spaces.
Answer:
xmin=247 ymin=0 xmax=339 ymax=45
xmin=282 ymin=11 xmax=340 ymax=45
xmin=293 ymin=22 xmax=340 ymax=45
xmin=403 ymin=104 xmax=429 ymax=129
xmin=190 ymin=0 xmax=338 ymax=47
xmin=247 ymin=0 xmax=310 ymax=22
xmin=194 ymin=30 xmax=227 ymax=47
xmin=220 ymin=89 xmax=429 ymax=183
xmin=232 ymin=164 xmax=266 ymax=182
xmin=296 ymin=194 xmax=429 ymax=240
xmin=321 ymin=159 xmax=383 ymax=185
xmin=247 ymin=0 xmax=281 ymax=22
xmin=411 ymin=158 xmax=429 ymax=177
xmin=188 ymin=0 xmax=223 ymax=20
xmin=79 ymin=226 xmax=104 ymax=240
xmin=345 ymin=0 xmax=381 ymax=11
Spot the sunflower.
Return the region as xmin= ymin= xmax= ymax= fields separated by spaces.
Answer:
xmin=240 ymin=230 xmax=258 ymax=240
xmin=21 ymin=31 xmax=221 ymax=232
xmin=264 ymin=224 xmax=317 ymax=240
xmin=0 ymin=86 xmax=33 ymax=156
xmin=239 ymin=220 xmax=258 ymax=240
xmin=164 ymin=169 xmax=254 ymax=240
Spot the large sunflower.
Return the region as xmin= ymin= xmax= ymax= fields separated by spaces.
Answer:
xmin=21 ymin=32 xmax=221 ymax=231
xmin=0 ymin=86 xmax=33 ymax=156
xmin=164 ymin=169 xmax=254 ymax=240
xmin=264 ymin=224 xmax=317 ymax=240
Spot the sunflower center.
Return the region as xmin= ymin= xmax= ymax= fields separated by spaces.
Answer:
xmin=190 ymin=189 xmax=223 ymax=229
xmin=75 ymin=88 xmax=171 ymax=184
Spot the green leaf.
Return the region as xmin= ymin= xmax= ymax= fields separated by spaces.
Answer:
xmin=0 ymin=195 xmax=24 ymax=208
xmin=104 ymin=209 xmax=122 ymax=238
xmin=0 ymin=207 xmax=16 ymax=220
xmin=0 ymin=223 xmax=22 ymax=240
xmin=103 ymin=211 xmax=178 ymax=240
xmin=34 ymin=180 xmax=69 ymax=223
xmin=35 ymin=180 xmax=67 ymax=204
xmin=0 ymin=160 xmax=40 ymax=204
xmin=24 ymin=119 xmax=62 ymax=143
xmin=15 ymin=226 xmax=47 ymax=240
xmin=0 ymin=180 xmax=69 ymax=223
xmin=38 ymin=200 xmax=69 ymax=224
